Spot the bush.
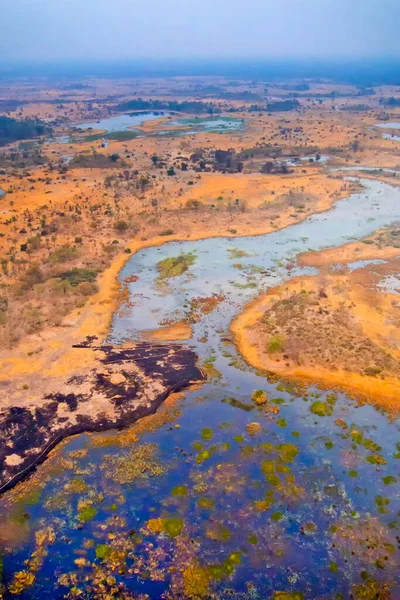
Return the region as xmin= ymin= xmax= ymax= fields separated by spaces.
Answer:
xmin=59 ymin=268 xmax=98 ymax=287
xmin=114 ymin=220 xmax=129 ymax=232
xmin=50 ymin=245 xmax=80 ymax=264
xmin=185 ymin=199 xmax=202 ymax=210
xmin=20 ymin=264 xmax=44 ymax=289
xmin=77 ymin=281 xmax=98 ymax=296
xmin=267 ymin=334 xmax=285 ymax=354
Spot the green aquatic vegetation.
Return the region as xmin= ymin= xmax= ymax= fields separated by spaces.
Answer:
xmin=272 ymin=512 xmax=283 ymax=521
xmin=352 ymin=575 xmax=392 ymax=600
xmin=310 ymin=401 xmax=333 ymax=417
xmin=201 ymin=428 xmax=213 ymax=440
xmin=218 ymin=421 xmax=233 ymax=430
xmin=206 ymin=525 xmax=232 ymax=543
xmin=147 ymin=516 xmax=185 ymax=538
xmin=95 ymin=544 xmax=111 ymax=560
xmin=19 ymin=486 xmax=42 ymax=506
xmin=164 ymin=517 xmax=184 ymax=538
xmin=271 ymin=397 xmax=285 ymax=404
xmin=375 ymin=496 xmax=390 ymax=513
xmin=226 ymin=551 xmax=241 ymax=565
xmin=183 ymin=564 xmax=211 ymax=599
xmin=101 ymin=443 xmax=165 ymax=483
xmin=292 ymin=431 xmax=300 ymax=438
xmin=171 ymin=485 xmax=188 ymax=497
xmin=276 ymin=382 xmax=297 ymax=394
xmin=261 ymin=460 xmax=275 ymax=475
xmin=207 ymin=564 xmax=225 ymax=580
xmin=218 ymin=442 xmax=231 ymax=452
xmin=44 ymin=491 xmax=70 ymax=512
xmin=329 ymin=561 xmax=339 ymax=573
xmin=366 ymin=454 xmax=387 ymax=465
xmin=276 ymin=418 xmax=287 ymax=427
xmin=278 ymin=443 xmax=299 ymax=463
xmin=248 ymin=264 xmax=264 ymax=274
xmin=276 ymin=464 xmax=291 ymax=474
xmin=196 ymin=449 xmax=213 ymax=463
xmin=262 ymin=442 xmax=274 ymax=454
xmin=348 ymin=470 xmax=358 ymax=478
xmin=222 ymin=396 xmax=253 ymax=411
xmin=326 ymin=393 xmax=338 ymax=405
xmin=197 ymin=498 xmax=215 ymax=509
xmin=233 ymin=434 xmax=245 ymax=443
xmin=64 ymin=478 xmax=90 ymax=494
xmin=192 ymin=441 xmax=203 ymax=451
xmin=232 ymin=281 xmax=258 ymax=289
xmin=350 ymin=430 xmax=363 ymax=444
xmin=266 ymin=474 xmax=281 ymax=486
xmin=303 ymin=522 xmax=317 ymax=535
xmin=363 ymin=438 xmax=381 ymax=452
xmin=248 ymin=534 xmax=258 ymax=545
xmin=382 ymin=476 xmax=397 ymax=485
xmin=227 ymin=248 xmax=252 ymax=259
xmin=78 ymin=506 xmax=97 ymax=523
xmin=156 ymin=252 xmax=196 ymax=280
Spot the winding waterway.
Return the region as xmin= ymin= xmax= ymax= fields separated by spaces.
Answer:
xmin=1 ymin=178 xmax=400 ymax=599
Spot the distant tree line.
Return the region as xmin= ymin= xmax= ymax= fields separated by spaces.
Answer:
xmin=248 ymin=99 xmax=301 ymax=113
xmin=379 ymin=97 xmax=400 ymax=107
xmin=0 ymin=116 xmax=52 ymax=147
xmin=116 ymin=98 xmax=220 ymax=115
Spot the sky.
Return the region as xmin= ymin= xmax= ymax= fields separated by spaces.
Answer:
xmin=0 ymin=0 xmax=399 ymax=63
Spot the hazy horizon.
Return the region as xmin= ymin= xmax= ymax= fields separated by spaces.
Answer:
xmin=1 ymin=0 xmax=400 ymax=64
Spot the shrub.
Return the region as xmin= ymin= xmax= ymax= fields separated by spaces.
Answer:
xmin=267 ymin=334 xmax=285 ymax=354
xmin=185 ymin=199 xmax=202 ymax=210
xmin=77 ymin=281 xmax=98 ymax=296
xmin=49 ymin=245 xmax=80 ymax=264
xmin=20 ymin=265 xmax=44 ymax=289
xmin=59 ymin=268 xmax=98 ymax=287
xmin=114 ymin=220 xmax=129 ymax=232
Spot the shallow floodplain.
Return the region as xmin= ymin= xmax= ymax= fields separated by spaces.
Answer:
xmin=1 ymin=178 xmax=400 ymax=599
xmin=58 ymin=113 xmax=245 ymax=144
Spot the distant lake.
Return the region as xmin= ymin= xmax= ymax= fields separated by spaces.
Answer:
xmin=375 ymin=121 xmax=400 ymax=142
xmin=376 ymin=121 xmax=400 ymax=129
xmin=74 ymin=111 xmax=170 ymax=133
xmin=56 ymin=113 xmax=245 ymax=144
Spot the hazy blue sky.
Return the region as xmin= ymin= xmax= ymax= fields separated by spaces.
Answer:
xmin=1 ymin=0 xmax=399 ymax=62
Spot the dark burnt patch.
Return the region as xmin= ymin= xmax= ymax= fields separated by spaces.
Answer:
xmin=0 ymin=341 xmax=204 ymax=494
xmin=44 ymin=392 xmax=88 ymax=412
